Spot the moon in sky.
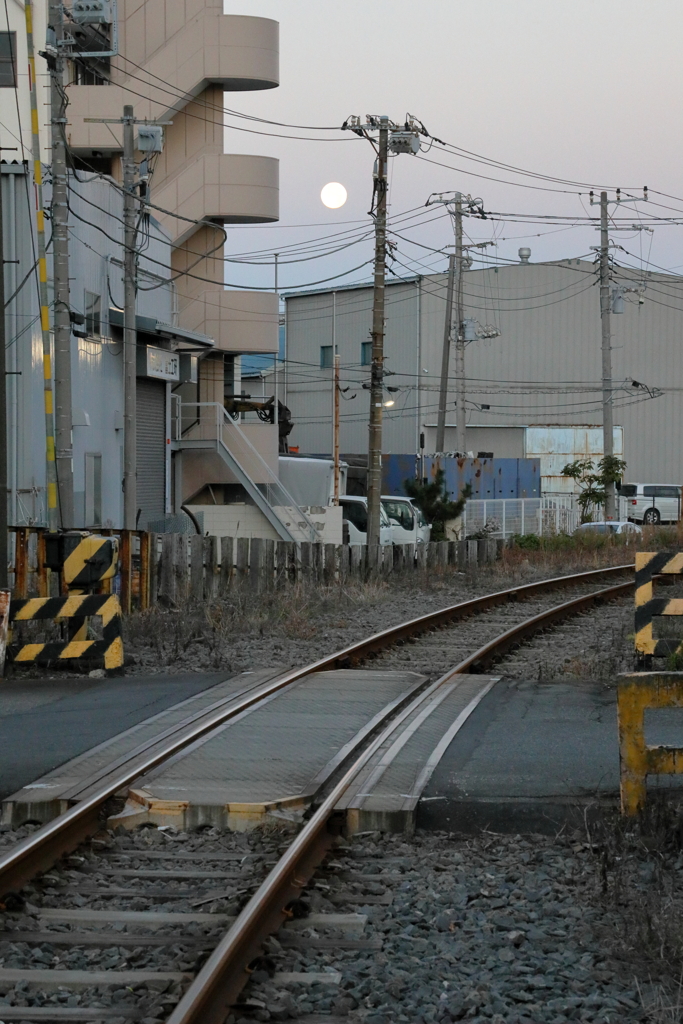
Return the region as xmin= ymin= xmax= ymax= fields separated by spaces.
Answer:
xmin=321 ymin=182 xmax=348 ymax=209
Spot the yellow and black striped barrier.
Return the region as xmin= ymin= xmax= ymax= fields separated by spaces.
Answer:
xmin=635 ymin=551 xmax=683 ymax=659
xmin=8 ymin=595 xmax=124 ymax=670
xmin=44 ymin=532 xmax=118 ymax=589
xmin=618 ymin=672 xmax=683 ymax=815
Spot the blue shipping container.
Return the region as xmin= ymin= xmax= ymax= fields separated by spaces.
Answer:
xmin=382 ymin=455 xmax=540 ymax=499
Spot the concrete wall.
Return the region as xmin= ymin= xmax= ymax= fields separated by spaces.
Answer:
xmin=185 ymin=502 xmax=280 ymax=541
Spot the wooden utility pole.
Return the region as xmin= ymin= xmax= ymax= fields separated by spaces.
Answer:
xmin=122 ymin=105 xmax=137 ymax=530
xmin=436 ymin=252 xmax=456 ymax=453
xmin=366 ymin=117 xmax=389 ymax=548
xmin=333 ymin=353 xmax=340 ymax=504
xmin=453 ymin=197 xmax=466 ymax=456
xmin=599 ymin=190 xmax=616 ymax=520
xmin=50 ymin=0 xmax=74 ymax=526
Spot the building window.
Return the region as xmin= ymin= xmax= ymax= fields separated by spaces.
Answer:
xmin=85 ymin=291 xmax=101 ymax=337
xmin=361 ymin=341 xmax=372 ymax=366
xmin=320 ymin=345 xmax=333 ymax=369
xmin=85 ymin=452 xmax=102 ymax=527
xmin=0 ymin=33 xmax=16 ymax=88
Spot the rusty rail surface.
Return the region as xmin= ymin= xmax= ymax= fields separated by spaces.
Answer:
xmin=167 ymin=575 xmax=633 ymax=1024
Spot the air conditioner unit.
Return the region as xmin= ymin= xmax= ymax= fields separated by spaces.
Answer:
xmin=72 ymin=0 xmax=112 ymax=25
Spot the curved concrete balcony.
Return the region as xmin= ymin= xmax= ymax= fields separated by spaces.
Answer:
xmin=181 ymin=289 xmax=279 ymax=354
xmin=66 ymin=13 xmax=278 ymax=152
xmin=153 ymin=153 xmax=278 ymax=245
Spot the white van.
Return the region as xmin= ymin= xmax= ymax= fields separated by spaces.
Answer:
xmin=620 ymin=483 xmax=682 ymax=525
xmin=340 ymin=496 xmax=394 ymax=546
xmin=381 ymin=496 xmax=432 ymax=546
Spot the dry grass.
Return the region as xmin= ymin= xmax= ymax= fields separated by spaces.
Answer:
xmin=123 ymin=577 xmax=393 ymax=669
xmin=587 ymin=798 xmax=683 ymax=1020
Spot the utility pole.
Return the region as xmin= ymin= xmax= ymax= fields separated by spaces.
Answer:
xmin=25 ymin=0 xmax=59 ymax=530
xmin=0 ymin=172 xmax=7 ymax=586
xmin=599 ymin=190 xmax=616 ymax=520
xmin=366 ymin=117 xmax=389 ymax=549
xmin=49 ymin=0 xmax=74 ymax=527
xmin=453 ymin=198 xmax=466 ymax=456
xmin=436 ymin=252 xmax=455 ymax=453
xmin=333 ymin=353 xmax=340 ymax=504
xmin=343 ymin=113 xmax=424 ymax=544
xmin=590 ymin=186 xmax=648 ymax=519
xmin=122 ymin=105 xmax=137 ymax=531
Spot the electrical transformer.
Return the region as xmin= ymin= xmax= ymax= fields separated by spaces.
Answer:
xmin=137 ymin=126 xmax=164 ymax=153
xmin=72 ymin=0 xmax=112 ymax=25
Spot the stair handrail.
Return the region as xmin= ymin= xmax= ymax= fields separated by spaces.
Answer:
xmin=179 ymin=402 xmax=321 ymax=543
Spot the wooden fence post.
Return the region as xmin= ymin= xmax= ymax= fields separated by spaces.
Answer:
xmin=311 ymin=542 xmax=322 ymax=582
xmin=300 ymin=542 xmax=312 ymax=581
xmin=250 ymin=537 xmax=264 ymax=591
xmin=160 ymin=533 xmax=177 ymax=605
xmin=119 ymin=530 xmax=132 ymax=614
xmin=324 ymin=543 xmax=336 ymax=583
xmin=339 ymin=543 xmax=350 ymax=580
xmin=263 ymin=539 xmax=275 ymax=589
xmin=467 ymin=540 xmax=478 ymax=567
xmin=220 ymin=537 xmax=233 ymax=594
xmin=177 ymin=535 xmax=189 ymax=603
xmin=236 ymin=537 xmax=249 ymax=584
xmin=276 ymin=540 xmax=293 ymax=585
xmin=149 ymin=534 xmax=160 ymax=606
xmin=190 ymin=535 xmax=204 ymax=602
xmin=203 ymin=536 xmax=218 ymax=601
xmin=36 ymin=530 xmax=48 ymax=598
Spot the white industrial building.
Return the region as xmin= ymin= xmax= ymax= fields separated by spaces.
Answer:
xmin=283 ymin=255 xmax=680 ymax=487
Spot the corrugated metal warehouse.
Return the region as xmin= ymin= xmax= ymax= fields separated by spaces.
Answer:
xmin=283 ymin=257 xmax=681 ymax=486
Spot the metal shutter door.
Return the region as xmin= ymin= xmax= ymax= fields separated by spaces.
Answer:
xmin=136 ymin=378 xmax=165 ymax=529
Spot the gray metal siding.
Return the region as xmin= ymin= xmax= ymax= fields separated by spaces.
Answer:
xmin=136 ymin=378 xmax=166 ymax=529
xmin=285 ymin=261 xmax=683 ymax=485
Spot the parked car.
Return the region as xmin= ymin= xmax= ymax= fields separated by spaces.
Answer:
xmin=619 ymin=483 xmax=682 ymax=525
xmin=340 ymin=496 xmax=393 ymax=546
xmin=574 ymin=521 xmax=642 ymax=536
xmin=381 ymin=495 xmax=432 ymax=546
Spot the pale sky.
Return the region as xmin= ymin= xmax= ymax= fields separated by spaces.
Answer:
xmin=221 ymin=0 xmax=683 ymax=292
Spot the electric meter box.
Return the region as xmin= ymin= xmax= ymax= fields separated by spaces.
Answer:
xmin=72 ymin=0 xmax=113 ymax=24
xmin=137 ymin=126 xmax=164 ymax=153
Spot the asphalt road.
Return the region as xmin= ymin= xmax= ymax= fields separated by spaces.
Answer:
xmin=0 ymin=671 xmax=231 ymax=800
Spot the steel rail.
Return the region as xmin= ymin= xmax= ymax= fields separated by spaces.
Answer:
xmin=166 ymin=578 xmax=634 ymax=1024
xmin=0 ymin=562 xmax=631 ymax=897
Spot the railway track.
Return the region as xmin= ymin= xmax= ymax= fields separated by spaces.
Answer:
xmin=0 ymin=563 xmax=634 ymax=1023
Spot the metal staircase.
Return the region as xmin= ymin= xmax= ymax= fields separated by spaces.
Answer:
xmin=172 ymin=401 xmax=320 ymax=544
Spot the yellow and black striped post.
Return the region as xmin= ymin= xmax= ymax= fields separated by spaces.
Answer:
xmin=42 ymin=532 xmax=120 ymax=643
xmin=24 ymin=0 xmax=59 ymax=530
xmin=635 ymin=551 xmax=683 ymax=658
xmin=8 ymin=594 xmax=124 ymax=670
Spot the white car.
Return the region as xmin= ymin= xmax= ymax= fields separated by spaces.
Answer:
xmin=574 ymin=521 xmax=642 ymax=536
xmin=381 ymin=496 xmax=432 ymax=545
xmin=340 ymin=496 xmax=393 ymax=546
xmin=619 ymin=483 xmax=682 ymax=525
